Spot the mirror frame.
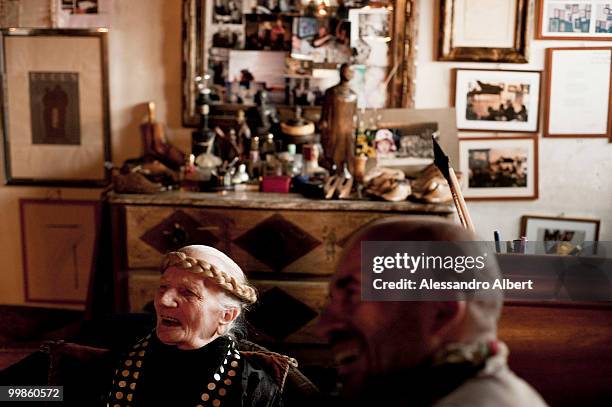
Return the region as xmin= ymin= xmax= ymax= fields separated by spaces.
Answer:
xmin=182 ymin=0 xmax=419 ymax=127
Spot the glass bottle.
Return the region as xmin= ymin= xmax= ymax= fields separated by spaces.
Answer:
xmin=261 ymin=133 xmax=276 ymax=161
xmin=248 ymin=136 xmax=261 ymax=179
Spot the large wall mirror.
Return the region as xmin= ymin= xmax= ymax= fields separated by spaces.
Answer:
xmin=182 ymin=0 xmax=418 ymax=127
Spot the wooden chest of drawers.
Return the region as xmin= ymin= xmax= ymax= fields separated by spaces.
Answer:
xmin=108 ymin=191 xmax=454 ymax=344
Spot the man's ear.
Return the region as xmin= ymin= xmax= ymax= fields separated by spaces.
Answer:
xmin=431 ymin=301 xmax=466 ymax=340
xmin=219 ymin=307 xmax=240 ymax=326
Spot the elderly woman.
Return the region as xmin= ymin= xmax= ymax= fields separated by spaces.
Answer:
xmin=106 ymin=245 xmax=283 ymax=407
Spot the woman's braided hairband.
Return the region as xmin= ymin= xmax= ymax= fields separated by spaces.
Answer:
xmin=161 ymin=251 xmax=257 ymax=304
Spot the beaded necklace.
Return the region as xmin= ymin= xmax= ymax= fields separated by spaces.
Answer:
xmin=108 ymin=330 xmax=242 ymax=407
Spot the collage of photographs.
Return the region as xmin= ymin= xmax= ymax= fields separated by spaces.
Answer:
xmin=208 ymin=0 xmax=390 ymax=108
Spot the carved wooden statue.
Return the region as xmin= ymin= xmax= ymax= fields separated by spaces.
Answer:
xmin=319 ymin=63 xmax=357 ymax=175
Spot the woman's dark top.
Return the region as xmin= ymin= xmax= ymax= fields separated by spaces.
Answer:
xmin=109 ymin=333 xmax=282 ymax=407
xmin=135 ymin=335 xmax=241 ymax=406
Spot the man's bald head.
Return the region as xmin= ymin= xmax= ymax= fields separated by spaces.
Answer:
xmin=350 ymin=217 xmax=502 ymax=342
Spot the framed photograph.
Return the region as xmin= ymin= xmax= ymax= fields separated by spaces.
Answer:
xmin=368 ymin=122 xmax=437 ymax=174
xmin=453 ymin=69 xmax=541 ymax=132
xmin=544 ymin=47 xmax=612 ymax=138
xmin=20 ymin=199 xmax=100 ymax=305
xmin=290 ymin=16 xmax=351 ymax=64
xmin=349 ymin=7 xmax=390 ymax=67
xmin=537 ymin=0 xmax=612 ymax=40
xmin=521 ymin=215 xmax=600 ymax=250
xmin=285 ymin=68 xmax=339 ymax=106
xmin=211 ymin=24 xmax=245 ymax=49
xmin=212 ymin=0 xmax=243 ymax=24
xmin=459 ymin=135 xmax=538 ymax=200
xmin=245 ymin=13 xmax=292 ymax=51
xmin=55 ymin=0 xmax=112 ymax=28
xmin=350 ymin=64 xmax=387 ymax=108
xmin=0 ymin=29 xmax=110 ymax=186
xmin=437 ymin=0 xmax=532 ymax=62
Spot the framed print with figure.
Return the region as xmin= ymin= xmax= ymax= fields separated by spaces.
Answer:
xmin=0 ymin=29 xmax=111 ymax=186
xmin=544 ymin=47 xmax=612 ymax=138
xmin=20 ymin=199 xmax=100 ymax=305
xmin=459 ymin=135 xmax=538 ymax=200
xmin=453 ymin=69 xmax=541 ymax=132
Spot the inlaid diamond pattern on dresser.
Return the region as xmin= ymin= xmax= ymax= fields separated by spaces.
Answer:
xmin=139 ymin=210 xmax=219 ymax=253
xmin=247 ymin=286 xmax=318 ymax=341
xmin=233 ymin=213 xmax=321 ymax=271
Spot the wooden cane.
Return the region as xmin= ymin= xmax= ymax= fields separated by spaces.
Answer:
xmin=433 ymin=136 xmax=475 ymax=232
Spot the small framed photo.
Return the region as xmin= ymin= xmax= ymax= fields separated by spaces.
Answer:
xmin=1 ymin=29 xmax=111 ymax=186
xmin=437 ymin=0 xmax=532 ymax=63
xmin=56 ymin=0 xmax=112 ymax=28
xmin=20 ymin=199 xmax=100 ymax=305
xmin=537 ymin=0 xmax=612 ymax=40
xmin=212 ymin=0 xmax=244 ymax=24
xmin=521 ymin=216 xmax=600 ymax=247
xmin=245 ymin=13 xmax=292 ymax=51
xmin=544 ymin=47 xmax=612 ymax=138
xmin=459 ymin=135 xmax=538 ymax=200
xmin=291 ymin=16 xmax=351 ymax=64
xmin=453 ymin=69 xmax=541 ymax=132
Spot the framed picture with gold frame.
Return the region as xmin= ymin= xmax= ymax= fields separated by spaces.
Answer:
xmin=20 ymin=199 xmax=100 ymax=305
xmin=182 ymin=0 xmax=420 ymax=126
xmin=436 ymin=0 xmax=533 ymax=62
xmin=0 ymin=29 xmax=111 ymax=186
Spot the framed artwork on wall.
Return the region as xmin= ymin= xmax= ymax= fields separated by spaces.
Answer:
xmin=543 ymin=47 xmax=612 ymax=138
xmin=459 ymin=135 xmax=538 ymax=200
xmin=521 ymin=215 xmax=600 ymax=242
xmin=437 ymin=0 xmax=533 ymax=62
xmin=453 ymin=69 xmax=541 ymax=132
xmin=537 ymin=0 xmax=612 ymax=40
xmin=20 ymin=199 xmax=100 ymax=305
xmin=0 ymin=29 xmax=111 ymax=186
xmin=183 ymin=0 xmax=420 ymax=126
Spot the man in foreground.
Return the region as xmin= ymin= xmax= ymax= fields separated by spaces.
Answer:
xmin=318 ymin=216 xmax=547 ymax=406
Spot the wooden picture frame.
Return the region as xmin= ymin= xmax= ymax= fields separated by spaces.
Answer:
xmin=521 ymin=215 xmax=600 ymax=243
xmin=182 ymin=0 xmax=420 ymax=126
xmin=0 ymin=29 xmax=111 ymax=186
xmin=537 ymin=0 xmax=612 ymax=40
xmin=20 ymin=199 xmax=100 ymax=305
xmin=459 ymin=135 xmax=538 ymax=200
xmin=452 ymin=68 xmax=542 ymax=132
xmin=437 ymin=0 xmax=533 ymax=63
xmin=543 ymin=47 xmax=612 ymax=138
